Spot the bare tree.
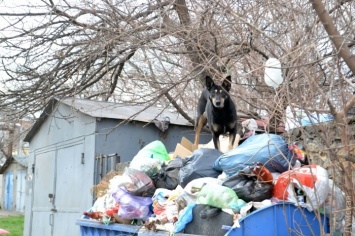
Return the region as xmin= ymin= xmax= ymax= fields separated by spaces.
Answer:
xmin=308 ymin=0 xmax=355 ymax=234
xmin=0 ymin=0 xmax=355 ymax=233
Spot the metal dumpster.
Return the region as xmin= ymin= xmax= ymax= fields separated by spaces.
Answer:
xmin=76 ymin=202 xmax=329 ymax=236
xmin=226 ymin=202 xmax=329 ymax=236
xmin=76 ymin=219 xmax=140 ymax=236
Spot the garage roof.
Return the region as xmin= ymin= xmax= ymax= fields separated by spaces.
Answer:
xmin=24 ymin=97 xmax=194 ymax=142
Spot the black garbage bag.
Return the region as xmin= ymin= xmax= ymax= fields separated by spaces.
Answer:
xmin=222 ymin=170 xmax=273 ymax=202
xmin=178 ymin=148 xmax=223 ymax=188
xmin=151 ymin=156 xmax=184 ymax=190
xmin=184 ymin=204 xmax=233 ymax=236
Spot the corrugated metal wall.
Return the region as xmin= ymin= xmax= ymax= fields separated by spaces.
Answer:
xmin=95 ymin=118 xmax=211 ymax=163
xmin=94 ymin=154 xmax=119 ymax=184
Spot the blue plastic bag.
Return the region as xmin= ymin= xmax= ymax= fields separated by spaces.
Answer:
xmin=213 ymin=134 xmax=296 ymax=177
xmin=174 ymin=203 xmax=197 ymax=233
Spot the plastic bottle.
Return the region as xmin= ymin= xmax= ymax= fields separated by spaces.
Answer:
xmin=295 ymin=188 xmax=305 ymax=203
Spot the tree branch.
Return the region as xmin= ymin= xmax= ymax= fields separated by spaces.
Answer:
xmin=309 ymin=0 xmax=355 ymax=75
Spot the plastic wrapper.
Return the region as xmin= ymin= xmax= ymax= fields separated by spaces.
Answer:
xmin=241 ymin=118 xmax=258 ymax=138
xmin=196 ymin=183 xmax=246 ymax=212
xmin=130 ymin=140 xmax=169 ymax=176
xmin=153 ymin=200 xmax=179 ymax=223
xmin=112 ymin=187 xmax=152 ymax=219
xmin=122 ymin=167 xmax=156 ymax=197
xmin=91 ymin=193 xmax=117 ymax=213
xmin=179 ymin=148 xmax=222 ymax=188
xmin=108 ymin=175 xmax=129 ymax=194
xmin=152 ymin=188 xmax=172 ymax=202
xmin=250 ymin=162 xmax=274 ymax=182
xmin=151 ymin=188 xmax=180 ymax=223
xmin=273 ymin=164 xmax=329 ymax=211
xmin=214 ymin=134 xmax=296 ymax=177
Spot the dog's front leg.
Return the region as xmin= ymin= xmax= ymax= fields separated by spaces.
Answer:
xmin=228 ymin=128 xmax=238 ymax=151
xmin=212 ymin=134 xmax=221 ymax=151
xmin=194 ymin=112 xmax=207 ymax=149
xmin=211 ymin=124 xmax=221 ymax=150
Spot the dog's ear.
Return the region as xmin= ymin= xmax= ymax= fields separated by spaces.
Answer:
xmin=205 ymin=76 xmax=214 ymax=90
xmin=222 ymin=75 xmax=232 ymax=92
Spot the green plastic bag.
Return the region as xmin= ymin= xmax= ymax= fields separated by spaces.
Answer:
xmin=142 ymin=140 xmax=170 ymax=161
xmin=196 ymin=183 xmax=246 ymax=213
xmin=130 ymin=140 xmax=170 ymax=176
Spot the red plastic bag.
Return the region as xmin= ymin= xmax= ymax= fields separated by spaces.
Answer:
xmin=273 ymin=164 xmax=329 ymax=211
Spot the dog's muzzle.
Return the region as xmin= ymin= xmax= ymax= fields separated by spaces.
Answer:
xmin=213 ymin=100 xmax=224 ymax=108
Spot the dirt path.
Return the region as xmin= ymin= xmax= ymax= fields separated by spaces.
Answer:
xmin=0 ymin=210 xmax=24 ymax=218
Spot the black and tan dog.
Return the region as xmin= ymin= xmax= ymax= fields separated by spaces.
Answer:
xmin=194 ymin=75 xmax=238 ymax=151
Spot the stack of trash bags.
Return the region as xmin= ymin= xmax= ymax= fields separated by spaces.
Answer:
xmin=84 ymin=133 xmax=348 ymax=235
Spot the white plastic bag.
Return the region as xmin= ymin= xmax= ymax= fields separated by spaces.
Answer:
xmin=273 ymin=164 xmax=330 ymax=211
xmin=319 ymin=179 xmax=345 ymax=233
xmin=91 ymin=193 xmax=117 ymax=212
xmin=129 ymin=141 xmax=168 ymax=176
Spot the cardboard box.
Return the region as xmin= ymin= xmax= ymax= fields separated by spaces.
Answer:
xmin=181 ymin=137 xmax=197 ymax=151
xmin=198 ymin=134 xmax=240 ymax=153
xmin=172 ymin=134 xmax=241 ymax=159
xmin=172 ymin=137 xmax=195 ymax=159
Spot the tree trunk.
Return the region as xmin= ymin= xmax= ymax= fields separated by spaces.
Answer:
xmin=309 ymin=0 xmax=355 ymax=234
xmin=309 ymin=0 xmax=355 ymax=75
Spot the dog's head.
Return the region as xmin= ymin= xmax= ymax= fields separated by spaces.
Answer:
xmin=205 ymin=75 xmax=232 ymax=108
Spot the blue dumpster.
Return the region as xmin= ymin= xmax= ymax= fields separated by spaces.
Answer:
xmin=77 ymin=203 xmax=329 ymax=236
xmin=225 ymin=202 xmax=329 ymax=236
xmin=76 ymin=219 xmax=140 ymax=236
xmin=76 ymin=218 xmax=196 ymax=236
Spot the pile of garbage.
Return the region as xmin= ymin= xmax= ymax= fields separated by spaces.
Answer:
xmin=83 ymin=133 xmax=346 ymax=235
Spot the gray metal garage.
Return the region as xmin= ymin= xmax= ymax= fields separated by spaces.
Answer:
xmin=23 ymin=97 xmax=210 ymax=236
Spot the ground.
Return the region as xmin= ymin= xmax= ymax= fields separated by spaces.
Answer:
xmin=0 ymin=210 xmax=23 ymax=218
